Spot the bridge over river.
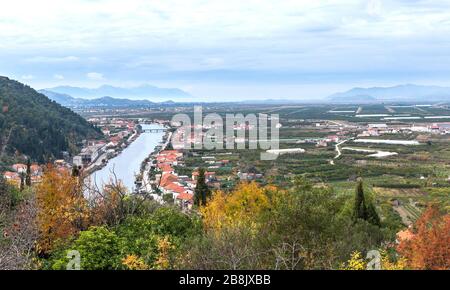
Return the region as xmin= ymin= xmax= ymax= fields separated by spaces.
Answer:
xmin=142 ymin=128 xmax=167 ymax=133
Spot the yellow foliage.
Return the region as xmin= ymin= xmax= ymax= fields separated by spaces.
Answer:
xmin=154 ymin=236 xmax=174 ymax=270
xmin=201 ymin=182 xmax=274 ymax=232
xmin=380 ymin=250 xmax=408 ymax=270
xmin=122 ymin=255 xmax=149 ymax=270
xmin=341 ymin=250 xmax=408 ymax=270
xmin=36 ymin=166 xmax=89 ymax=253
xmin=341 ymin=251 xmax=367 ymax=270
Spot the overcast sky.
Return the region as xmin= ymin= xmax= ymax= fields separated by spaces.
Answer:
xmin=1 ymin=0 xmax=450 ymax=100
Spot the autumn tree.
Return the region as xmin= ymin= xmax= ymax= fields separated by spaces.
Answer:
xmin=397 ymin=205 xmax=450 ymax=270
xmin=88 ymin=169 xmax=151 ymax=227
xmin=36 ymin=166 xmax=89 ymax=254
xmin=201 ymin=182 xmax=272 ymax=231
xmin=0 ymin=187 xmax=37 ymax=270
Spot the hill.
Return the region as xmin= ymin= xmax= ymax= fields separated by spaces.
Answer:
xmin=0 ymin=77 xmax=102 ymax=163
xmin=39 ymin=90 xmax=155 ymax=108
xmin=44 ymin=84 xmax=192 ymax=100
xmin=328 ymin=84 xmax=450 ymax=103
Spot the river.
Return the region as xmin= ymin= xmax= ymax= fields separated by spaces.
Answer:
xmin=91 ymin=123 xmax=165 ymax=191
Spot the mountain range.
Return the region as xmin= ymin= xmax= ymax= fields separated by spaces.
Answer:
xmin=327 ymin=84 xmax=450 ymax=103
xmin=39 ymin=90 xmax=157 ymax=107
xmin=43 ymin=84 xmax=192 ymax=100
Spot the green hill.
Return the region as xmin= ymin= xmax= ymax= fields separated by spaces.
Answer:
xmin=0 ymin=76 xmax=103 ymax=163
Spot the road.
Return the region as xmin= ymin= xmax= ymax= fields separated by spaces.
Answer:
xmin=330 ymin=138 xmax=353 ymax=165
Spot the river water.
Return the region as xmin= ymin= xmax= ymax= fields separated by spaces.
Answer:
xmin=91 ymin=123 xmax=165 ymax=191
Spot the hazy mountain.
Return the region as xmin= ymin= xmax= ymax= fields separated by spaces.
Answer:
xmin=39 ymin=90 xmax=155 ymax=107
xmin=0 ymin=77 xmax=102 ymax=162
xmin=44 ymin=84 xmax=192 ymax=100
xmin=328 ymin=84 xmax=450 ymax=103
xmin=39 ymin=89 xmax=79 ymax=104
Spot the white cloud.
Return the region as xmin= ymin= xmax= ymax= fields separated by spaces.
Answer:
xmin=2 ymin=0 xmax=450 ymax=98
xmin=21 ymin=74 xmax=34 ymax=80
xmin=86 ymin=72 xmax=105 ymax=80
xmin=24 ymin=56 xmax=79 ymax=63
xmin=367 ymin=0 xmax=383 ymax=16
xmin=53 ymin=74 xmax=64 ymax=80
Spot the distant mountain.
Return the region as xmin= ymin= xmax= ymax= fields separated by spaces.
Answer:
xmin=39 ymin=90 xmax=155 ymax=108
xmin=39 ymin=89 xmax=79 ymax=105
xmin=0 ymin=77 xmax=102 ymax=163
xmin=328 ymin=84 xmax=450 ymax=103
xmin=44 ymin=84 xmax=192 ymax=100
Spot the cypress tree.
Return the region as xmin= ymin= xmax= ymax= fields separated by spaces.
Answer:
xmin=367 ymin=202 xmax=381 ymax=226
xmin=194 ymin=168 xmax=210 ymax=206
xmin=353 ymin=178 xmax=367 ymax=222
xmin=353 ymin=178 xmax=381 ymax=226
xmin=72 ymin=165 xmax=80 ymax=177
xmin=19 ymin=172 xmax=25 ymax=192
xmin=25 ymin=158 xmax=32 ymax=186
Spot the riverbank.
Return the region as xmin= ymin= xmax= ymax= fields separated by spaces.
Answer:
xmin=90 ymin=123 xmax=166 ymax=191
xmin=136 ymin=128 xmax=173 ymax=195
xmin=84 ymin=127 xmax=142 ymax=176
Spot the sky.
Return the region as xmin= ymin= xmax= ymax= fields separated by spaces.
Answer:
xmin=1 ymin=0 xmax=450 ymax=100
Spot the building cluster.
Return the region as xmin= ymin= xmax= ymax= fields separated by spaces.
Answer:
xmin=73 ymin=118 xmax=138 ymax=169
xmin=151 ymin=149 xmax=216 ymax=210
xmin=357 ymin=122 xmax=450 ymax=138
xmin=2 ymin=159 xmax=72 ymax=187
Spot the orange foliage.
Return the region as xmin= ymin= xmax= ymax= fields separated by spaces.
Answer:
xmin=36 ymin=165 xmax=89 ymax=254
xmin=397 ymin=205 xmax=450 ymax=270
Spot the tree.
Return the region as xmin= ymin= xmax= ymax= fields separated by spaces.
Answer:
xmin=352 ymin=179 xmax=380 ymax=226
xmin=366 ymin=202 xmax=381 ymax=227
xmin=341 ymin=250 xmax=407 ymax=270
xmin=25 ymin=158 xmax=31 ymax=187
xmin=71 ymin=165 xmax=80 ymax=177
xmin=353 ymin=179 xmax=367 ymax=222
xmin=194 ymin=168 xmax=210 ymax=207
xmin=19 ymin=172 xmax=25 ymax=192
xmin=51 ymin=226 xmax=122 ymax=270
xmin=397 ymin=205 xmax=450 ymax=269
xmin=36 ymin=166 xmax=89 ymax=254
xmin=122 ymin=254 xmax=149 ymax=270
xmin=201 ymin=182 xmax=271 ymax=231
xmin=88 ymin=169 xmax=151 ymax=227
xmin=0 ymin=191 xmax=38 ymax=270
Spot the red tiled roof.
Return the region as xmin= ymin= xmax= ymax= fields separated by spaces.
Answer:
xmin=3 ymin=171 xmax=18 ymax=179
xmin=160 ymin=150 xmax=180 ymax=155
xmin=159 ymin=173 xmax=179 ymax=187
xmin=158 ymin=163 xmax=174 ymax=172
xmin=164 ymin=182 xmax=188 ymax=194
xmin=176 ymin=192 xmax=193 ymax=201
xmin=12 ymin=164 xmax=27 ymax=171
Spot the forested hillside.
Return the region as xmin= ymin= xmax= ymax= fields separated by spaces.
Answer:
xmin=0 ymin=77 xmax=102 ymax=163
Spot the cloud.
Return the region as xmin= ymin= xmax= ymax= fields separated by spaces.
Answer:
xmin=367 ymin=0 xmax=383 ymax=17
xmin=53 ymin=74 xmax=64 ymax=80
xmin=24 ymin=56 xmax=80 ymax=63
xmin=86 ymin=72 xmax=105 ymax=80
xmin=2 ymin=0 xmax=450 ymax=99
xmin=21 ymin=74 xmax=34 ymax=80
